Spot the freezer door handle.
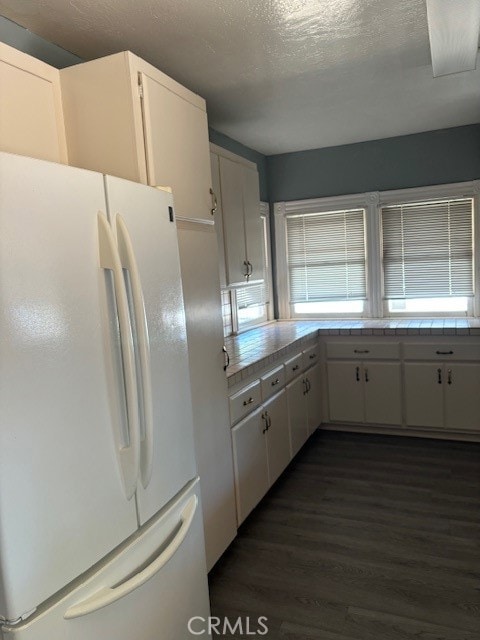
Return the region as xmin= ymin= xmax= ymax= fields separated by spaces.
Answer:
xmin=98 ymin=213 xmax=140 ymax=500
xmin=63 ymin=495 xmax=198 ymax=620
xmin=116 ymin=214 xmax=154 ymax=489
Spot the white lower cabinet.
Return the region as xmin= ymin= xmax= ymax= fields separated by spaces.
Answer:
xmin=286 ymin=375 xmax=309 ymax=457
xmin=231 ymin=390 xmax=290 ymax=524
xmin=231 ymin=408 xmax=269 ymax=525
xmin=328 ymin=360 xmax=402 ymax=425
xmin=405 ymin=362 xmax=480 ymax=431
xmin=305 ymin=364 xmax=323 ymax=435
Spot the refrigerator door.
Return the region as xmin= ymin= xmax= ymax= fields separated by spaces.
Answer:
xmin=104 ymin=176 xmax=197 ymax=524
xmin=2 ymin=480 xmax=211 ymax=640
xmin=0 ymin=153 xmax=138 ymax=621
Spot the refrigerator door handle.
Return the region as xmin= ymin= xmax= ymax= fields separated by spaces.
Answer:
xmin=63 ymin=495 xmax=198 ymax=620
xmin=115 ymin=214 xmax=154 ymax=489
xmin=98 ymin=213 xmax=140 ymax=500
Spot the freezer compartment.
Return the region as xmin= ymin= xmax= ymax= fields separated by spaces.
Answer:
xmin=3 ymin=479 xmax=211 ymax=640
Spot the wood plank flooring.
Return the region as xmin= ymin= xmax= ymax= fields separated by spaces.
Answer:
xmin=208 ymin=430 xmax=480 ymax=639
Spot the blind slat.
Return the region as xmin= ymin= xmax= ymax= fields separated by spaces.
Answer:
xmin=382 ymin=198 xmax=473 ymax=299
xmin=286 ymin=209 xmax=367 ymax=303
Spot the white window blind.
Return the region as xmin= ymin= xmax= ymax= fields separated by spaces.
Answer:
xmin=286 ymin=209 xmax=367 ymax=303
xmin=382 ymin=198 xmax=473 ymax=299
xmin=236 ymin=283 xmax=266 ymax=309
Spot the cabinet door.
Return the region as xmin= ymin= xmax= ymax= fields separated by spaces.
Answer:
xmin=0 ymin=44 xmax=67 ymax=163
xmin=264 ymin=390 xmax=290 ymax=485
xmin=177 ymin=222 xmax=237 ymax=569
xmin=445 ymin=364 xmax=480 ymax=431
xmin=243 ymin=166 xmax=264 ymax=283
xmin=327 ymin=361 xmax=364 ymax=422
xmin=364 ymin=362 xmax=402 ymax=425
xmin=140 ymin=73 xmax=212 ymax=220
xmin=210 ymin=152 xmax=227 ymax=288
xmin=231 ymin=408 xmax=269 ymax=525
xmin=404 ymin=363 xmax=443 ymax=428
xmin=305 ymin=364 xmax=323 ymax=434
xmin=219 ymin=156 xmax=248 ymax=286
xmin=286 ymin=376 xmax=309 ymax=456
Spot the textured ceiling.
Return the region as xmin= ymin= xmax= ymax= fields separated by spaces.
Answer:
xmin=1 ymin=0 xmax=479 ymax=155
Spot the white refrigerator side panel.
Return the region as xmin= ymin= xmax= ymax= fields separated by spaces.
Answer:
xmin=104 ymin=176 xmax=197 ymax=524
xmin=0 ymin=153 xmax=138 ymax=620
xmin=3 ymin=480 xmax=211 ymax=640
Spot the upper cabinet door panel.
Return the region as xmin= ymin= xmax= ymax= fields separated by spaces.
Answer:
xmin=243 ymin=166 xmax=264 ymax=282
xmin=141 ymin=73 xmax=212 ymax=221
xmin=210 ymin=152 xmax=227 ymax=288
xmin=0 ymin=44 xmax=67 ymax=164
xmin=219 ymin=156 xmax=248 ymax=286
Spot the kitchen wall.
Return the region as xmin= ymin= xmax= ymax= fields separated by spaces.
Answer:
xmin=267 ymin=125 xmax=480 ymax=202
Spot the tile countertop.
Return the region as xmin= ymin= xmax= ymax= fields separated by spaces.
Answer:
xmin=224 ymin=319 xmax=480 ymax=386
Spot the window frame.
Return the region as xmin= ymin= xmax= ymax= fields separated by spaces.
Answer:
xmin=275 ymin=181 xmax=480 ymax=319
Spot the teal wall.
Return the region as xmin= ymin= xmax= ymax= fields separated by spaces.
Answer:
xmin=267 ymin=125 xmax=480 ymax=202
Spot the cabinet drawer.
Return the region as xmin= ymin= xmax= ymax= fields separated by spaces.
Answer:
xmin=326 ymin=342 xmax=400 ymax=360
xmin=229 ymin=380 xmax=261 ymax=425
xmin=261 ymin=365 xmax=285 ymax=401
xmin=403 ymin=343 xmax=480 ymax=361
xmin=284 ymin=353 xmax=304 ymax=383
xmin=303 ymin=344 xmax=320 ymax=369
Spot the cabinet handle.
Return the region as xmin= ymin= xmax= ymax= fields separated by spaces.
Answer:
xmin=355 ymin=366 xmax=360 ymax=382
xmin=436 ymin=350 xmax=454 ymax=355
xmin=262 ymin=412 xmax=270 ymax=433
xmin=222 ymin=345 xmax=230 ymax=371
xmin=354 ymin=349 xmax=370 ymax=354
xmin=243 ymin=260 xmax=250 ymax=281
xmin=247 ymin=261 xmax=253 ymax=277
xmin=309 ymin=353 xmax=316 ymax=360
xmin=209 ymin=188 xmax=217 ymax=215
xmin=303 ymin=378 xmax=308 ymax=395
xmin=305 ymin=378 xmax=311 ymax=393
xmin=267 ymin=415 xmax=272 ymax=430
xmin=437 ymin=368 xmax=442 ymax=384
xmin=447 ymin=369 xmax=452 ymax=385
xmin=292 ymin=365 xmax=299 ymax=372
xmin=243 ymin=397 xmax=254 ymax=406
xmin=364 ymin=368 xmax=369 ymax=383
xmin=271 ymin=378 xmax=280 ymax=386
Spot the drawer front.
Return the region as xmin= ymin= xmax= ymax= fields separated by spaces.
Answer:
xmin=303 ymin=344 xmax=320 ymax=369
xmin=403 ymin=343 xmax=480 ymax=361
xmin=261 ymin=365 xmax=286 ymax=401
xmin=229 ymin=380 xmax=262 ymax=425
xmin=284 ymin=353 xmax=304 ymax=383
xmin=326 ymin=342 xmax=400 ymax=360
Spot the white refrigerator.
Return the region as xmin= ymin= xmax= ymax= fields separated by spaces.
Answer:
xmin=0 ymin=152 xmax=211 ymax=639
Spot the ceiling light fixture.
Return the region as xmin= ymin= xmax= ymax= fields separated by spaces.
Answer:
xmin=426 ymin=0 xmax=480 ymax=77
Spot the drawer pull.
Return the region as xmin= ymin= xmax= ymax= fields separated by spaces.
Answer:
xmin=309 ymin=353 xmax=317 ymax=359
xmin=292 ymin=365 xmax=299 ymax=371
xmin=436 ymin=350 xmax=454 ymax=355
xmin=447 ymin=369 xmax=452 ymax=385
xmin=437 ymin=368 xmax=442 ymax=384
xmin=271 ymin=378 xmax=280 ymax=386
xmin=243 ymin=397 xmax=254 ymax=406
xmin=354 ymin=349 xmax=370 ymax=354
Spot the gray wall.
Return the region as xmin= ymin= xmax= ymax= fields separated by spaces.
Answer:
xmin=267 ymin=125 xmax=480 ymax=202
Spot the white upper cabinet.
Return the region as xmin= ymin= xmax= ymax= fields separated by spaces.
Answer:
xmin=0 ymin=42 xmax=67 ymax=164
xmin=60 ymin=51 xmax=212 ymax=221
xmin=210 ymin=146 xmax=264 ymax=287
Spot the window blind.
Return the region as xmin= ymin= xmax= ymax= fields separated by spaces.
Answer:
xmin=236 ymin=283 xmax=266 ymax=309
xmin=382 ymin=198 xmax=473 ymax=299
xmin=286 ymin=209 xmax=367 ymax=303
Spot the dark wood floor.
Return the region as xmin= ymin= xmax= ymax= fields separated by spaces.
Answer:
xmin=209 ymin=430 xmax=480 ymax=639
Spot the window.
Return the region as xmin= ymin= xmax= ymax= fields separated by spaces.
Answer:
xmin=234 ymin=205 xmax=273 ymax=331
xmin=381 ymin=198 xmax=474 ymax=315
xmin=285 ymin=208 xmax=367 ymax=316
